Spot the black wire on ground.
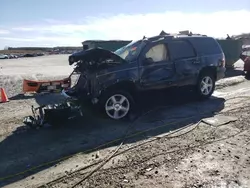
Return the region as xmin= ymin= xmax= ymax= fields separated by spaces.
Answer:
xmin=71 ymin=142 xmax=123 ymax=188
xmin=97 ymin=129 xmax=247 ymax=175
xmin=69 ymin=119 xmax=206 ymax=187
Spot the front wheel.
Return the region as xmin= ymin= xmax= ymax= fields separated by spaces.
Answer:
xmin=196 ymin=72 xmax=215 ymax=100
xmin=100 ymin=90 xmax=134 ymax=120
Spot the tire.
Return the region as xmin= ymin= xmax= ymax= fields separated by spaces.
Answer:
xmin=99 ymin=90 xmax=134 ymax=120
xmin=195 ymin=71 xmax=215 ymax=100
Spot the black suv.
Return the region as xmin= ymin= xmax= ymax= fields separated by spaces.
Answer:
xmin=65 ymin=34 xmax=226 ymax=120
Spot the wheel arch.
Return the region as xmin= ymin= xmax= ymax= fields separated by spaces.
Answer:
xmin=101 ymin=80 xmax=137 ymax=95
xmin=198 ymin=66 xmax=217 ymax=81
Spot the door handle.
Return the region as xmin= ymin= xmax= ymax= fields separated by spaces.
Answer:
xmin=192 ymin=60 xmax=200 ymax=64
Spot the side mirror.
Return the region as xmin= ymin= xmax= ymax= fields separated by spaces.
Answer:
xmin=144 ymin=57 xmax=154 ymax=64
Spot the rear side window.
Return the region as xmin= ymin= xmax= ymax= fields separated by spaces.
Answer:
xmin=190 ymin=37 xmax=222 ymax=55
xmin=168 ymin=40 xmax=196 ymax=60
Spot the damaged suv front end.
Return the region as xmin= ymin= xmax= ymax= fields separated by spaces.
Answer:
xmin=63 ymin=41 xmax=146 ymax=116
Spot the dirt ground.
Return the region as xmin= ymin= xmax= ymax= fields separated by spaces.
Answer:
xmin=0 ymin=55 xmax=250 ymax=188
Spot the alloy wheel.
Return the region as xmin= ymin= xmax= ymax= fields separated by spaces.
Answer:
xmin=200 ymin=76 xmax=213 ymax=95
xmin=105 ymin=94 xmax=130 ymax=120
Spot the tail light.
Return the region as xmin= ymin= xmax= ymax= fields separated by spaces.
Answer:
xmin=219 ymin=54 xmax=225 ymax=67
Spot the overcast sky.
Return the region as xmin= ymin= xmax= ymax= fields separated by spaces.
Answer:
xmin=0 ymin=0 xmax=250 ymax=49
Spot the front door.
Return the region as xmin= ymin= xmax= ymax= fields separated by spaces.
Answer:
xmin=139 ymin=42 xmax=175 ymax=90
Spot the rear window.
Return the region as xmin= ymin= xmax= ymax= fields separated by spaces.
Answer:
xmin=168 ymin=40 xmax=196 ymax=60
xmin=189 ymin=37 xmax=222 ymax=55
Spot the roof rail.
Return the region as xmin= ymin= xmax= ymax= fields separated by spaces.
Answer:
xmin=143 ymin=34 xmax=173 ymax=42
xmin=176 ymin=33 xmax=208 ymax=37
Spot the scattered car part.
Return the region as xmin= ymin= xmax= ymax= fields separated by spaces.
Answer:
xmin=23 ymin=77 xmax=71 ymax=93
xmin=23 ymin=99 xmax=83 ymax=128
xmin=202 ymin=115 xmax=237 ymax=127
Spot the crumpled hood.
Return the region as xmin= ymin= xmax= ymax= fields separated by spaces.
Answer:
xmin=68 ymin=47 xmax=126 ymax=65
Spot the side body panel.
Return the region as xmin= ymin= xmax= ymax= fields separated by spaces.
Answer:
xmin=94 ymin=61 xmax=139 ymax=97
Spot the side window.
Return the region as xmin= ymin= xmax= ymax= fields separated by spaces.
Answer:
xmin=145 ymin=44 xmax=169 ymax=62
xmin=191 ymin=38 xmax=222 ymax=55
xmin=168 ymin=40 xmax=196 ymax=60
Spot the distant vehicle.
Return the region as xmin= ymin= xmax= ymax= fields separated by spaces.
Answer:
xmin=64 ymin=34 xmax=226 ymax=120
xmin=23 ymin=54 xmax=36 ymax=57
xmin=0 ymin=54 xmax=8 ymax=59
xmin=36 ymin=53 xmax=45 ymax=56
xmin=7 ymin=54 xmax=18 ymax=59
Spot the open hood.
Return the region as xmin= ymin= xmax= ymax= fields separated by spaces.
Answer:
xmin=68 ymin=48 xmax=127 ymax=65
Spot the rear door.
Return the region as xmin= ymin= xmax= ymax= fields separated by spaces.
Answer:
xmin=168 ymin=39 xmax=201 ymax=86
xmin=139 ymin=41 xmax=175 ymax=90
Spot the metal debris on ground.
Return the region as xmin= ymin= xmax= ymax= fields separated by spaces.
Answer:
xmin=202 ymin=115 xmax=238 ymax=127
xmin=23 ymin=99 xmax=83 ymax=128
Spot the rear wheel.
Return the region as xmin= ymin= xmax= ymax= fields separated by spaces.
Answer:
xmin=196 ymin=71 xmax=215 ymax=100
xmin=100 ymin=90 xmax=134 ymax=120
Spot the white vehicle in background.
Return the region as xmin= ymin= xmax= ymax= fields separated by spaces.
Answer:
xmin=0 ymin=54 xmax=8 ymax=59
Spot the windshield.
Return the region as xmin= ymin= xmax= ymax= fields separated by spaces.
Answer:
xmin=114 ymin=40 xmax=146 ymax=62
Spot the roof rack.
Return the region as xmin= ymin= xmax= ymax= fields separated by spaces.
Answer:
xmin=175 ymin=33 xmax=208 ymax=37
xmin=142 ymin=31 xmax=208 ymax=41
xmin=142 ymin=34 xmax=173 ymax=42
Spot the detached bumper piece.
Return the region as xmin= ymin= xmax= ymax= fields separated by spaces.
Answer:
xmin=23 ymin=77 xmax=71 ymax=93
xmin=23 ymin=100 xmax=83 ymax=128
